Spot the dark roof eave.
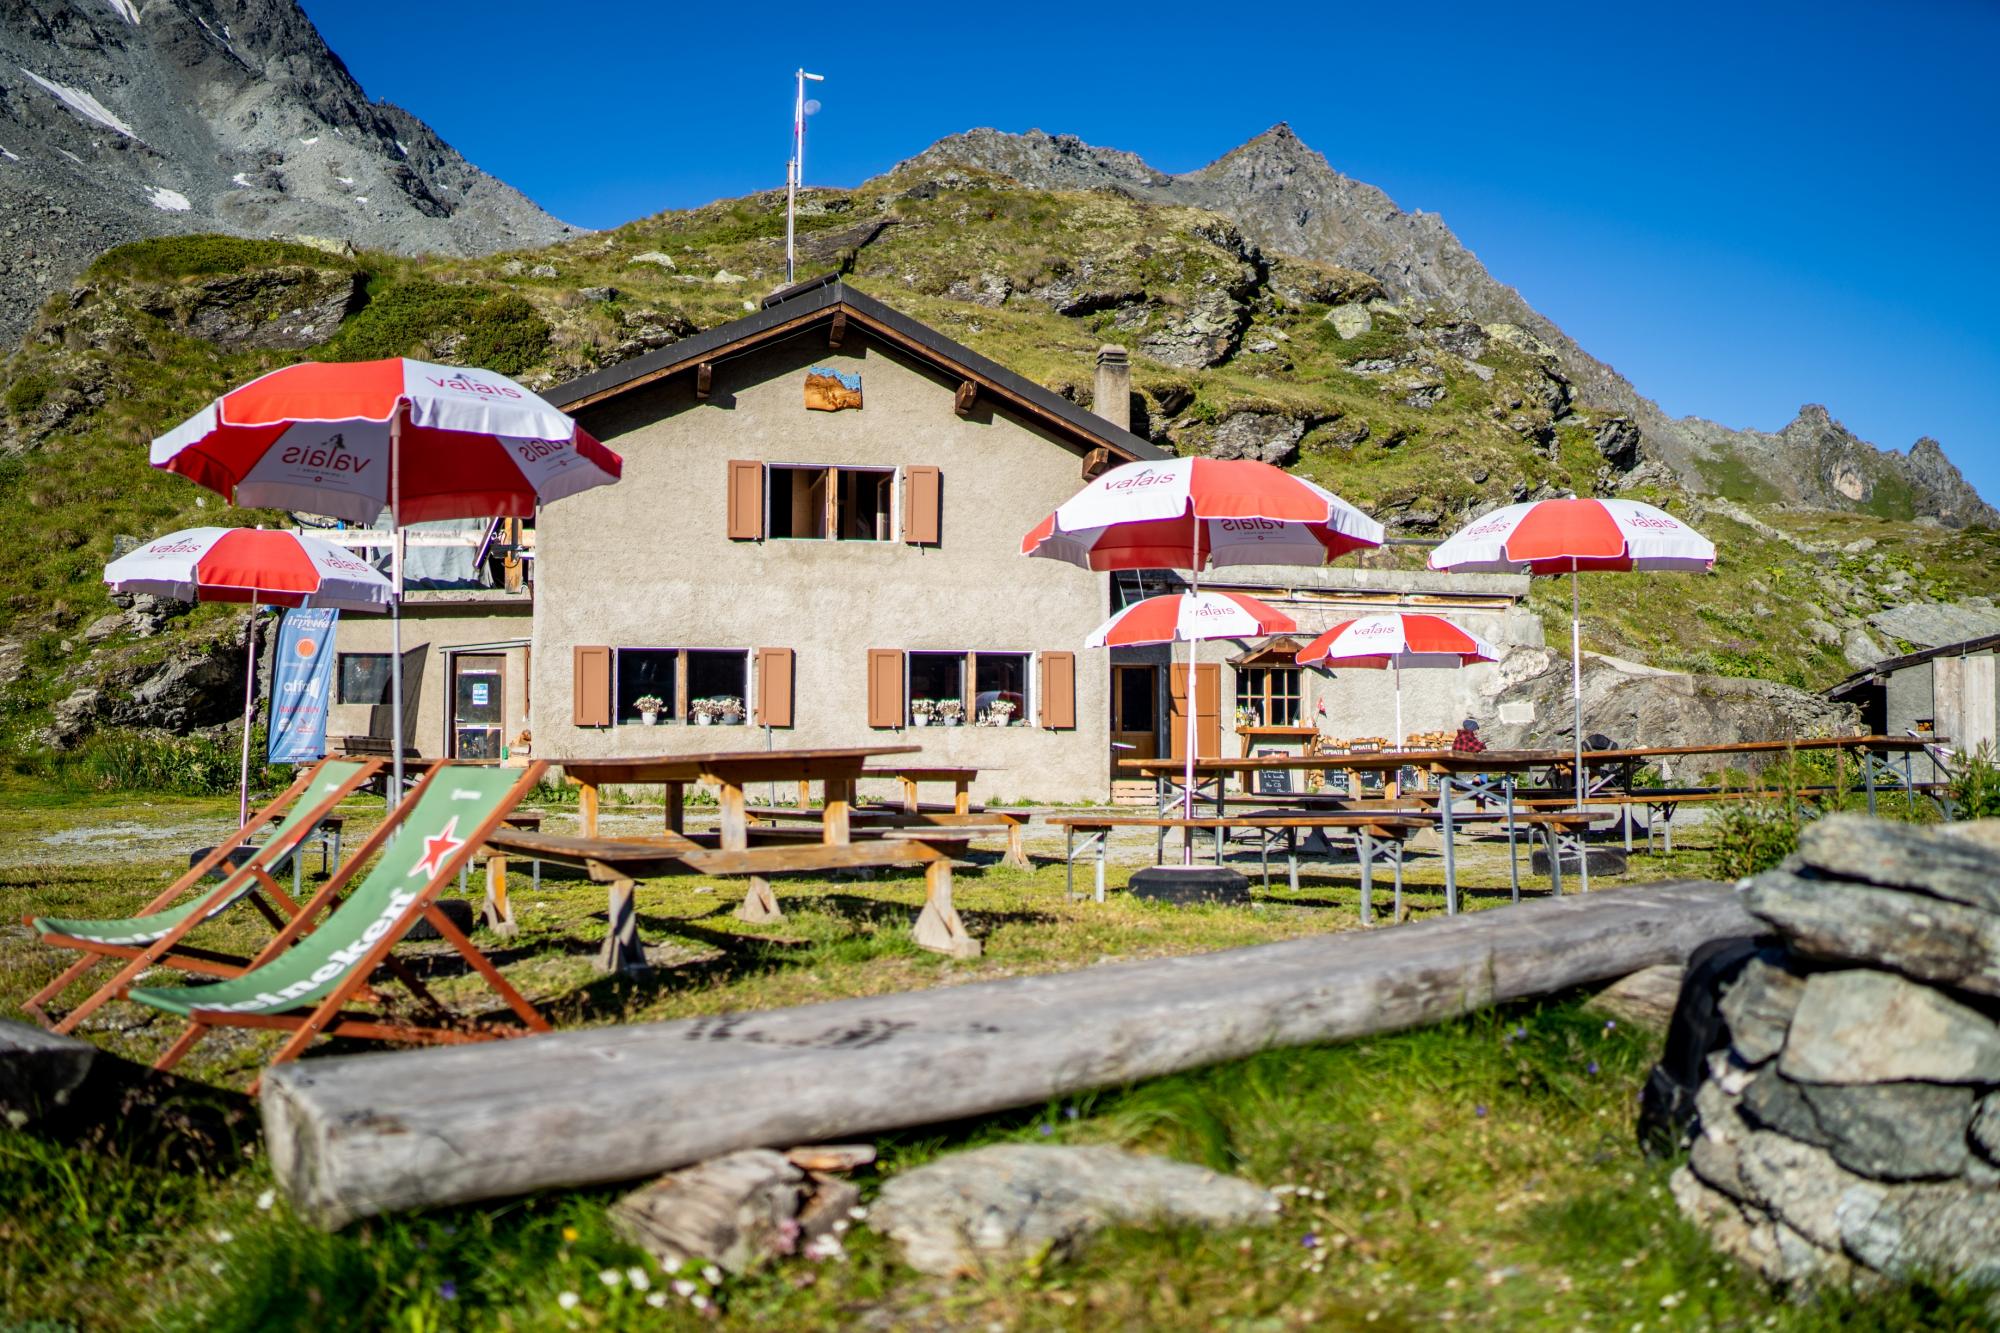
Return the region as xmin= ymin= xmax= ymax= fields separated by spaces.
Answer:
xmin=1821 ymin=629 xmax=2000 ymax=699
xmin=544 ymin=279 xmax=1166 ymax=463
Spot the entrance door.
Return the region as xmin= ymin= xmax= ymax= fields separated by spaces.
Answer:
xmin=452 ymin=654 xmax=504 ymax=759
xmin=1111 ymin=665 xmax=1159 ymax=765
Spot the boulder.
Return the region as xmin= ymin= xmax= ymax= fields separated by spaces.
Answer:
xmin=869 ymin=1143 xmax=1275 ymax=1277
xmin=1592 ymin=416 xmax=1643 ymax=471
xmin=1199 ymin=411 xmax=1309 ymax=466
xmin=1974 ymin=1093 xmax=2000 ymax=1165
xmin=609 ymin=1149 xmax=856 ymax=1275
xmin=1718 ymin=956 xmax=1806 ymax=1066
xmin=1841 ymin=624 xmax=1888 ymax=671
xmin=1867 ymin=598 xmax=2000 ymax=651
xmin=1324 ymin=302 xmax=1372 ymax=339
xmin=1739 ymin=1073 xmax=1974 ymax=1181
xmin=1745 ymin=871 xmax=2000 ymax=998
xmin=1585 ymin=963 xmax=1684 ymax=1031
xmin=1138 ymin=288 xmax=1246 ymax=369
xmin=1265 ymin=254 xmax=1380 ymax=307
xmin=1779 ymin=969 xmax=2000 ymax=1085
xmin=137 ymin=266 xmax=366 ymax=351
xmin=1790 ymin=814 xmax=2000 ymax=914
xmin=627 ymin=251 xmax=677 ymax=270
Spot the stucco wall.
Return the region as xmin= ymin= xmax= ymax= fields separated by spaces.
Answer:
xmin=533 ymin=331 xmax=1115 ymax=803
xmin=331 ymin=604 xmax=531 ymax=758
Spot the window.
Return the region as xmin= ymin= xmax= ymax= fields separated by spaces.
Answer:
xmin=611 ymin=648 xmax=752 ymax=725
xmin=614 ymin=649 xmax=677 ymax=725
xmin=973 ymin=652 xmax=1029 ymax=727
xmin=768 ymin=465 xmax=894 ymax=541
xmin=1236 ymin=665 xmax=1302 ymax=726
xmin=337 ymin=653 xmax=392 ymax=705
xmin=1114 ymin=665 xmax=1156 ymax=733
xmin=907 ymin=651 xmax=964 ymax=726
xmin=906 ymin=650 xmax=1032 ymax=727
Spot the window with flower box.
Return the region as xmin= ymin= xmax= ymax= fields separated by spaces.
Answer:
xmin=611 ymin=648 xmax=749 ymax=725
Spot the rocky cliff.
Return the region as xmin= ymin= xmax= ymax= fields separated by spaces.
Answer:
xmin=900 ymin=126 xmax=1992 ymax=530
xmin=0 ymin=0 xmax=572 ymax=345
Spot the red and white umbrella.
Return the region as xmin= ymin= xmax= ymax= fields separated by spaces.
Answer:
xmin=1022 ymin=457 xmax=1382 ymax=570
xmin=1429 ymin=497 xmax=1715 ymax=806
xmin=1294 ymin=613 xmax=1498 ymax=751
xmin=105 ymin=527 xmax=392 ymax=822
xmin=149 ymin=358 xmax=621 ymax=525
xmin=1086 ymin=591 xmax=1296 ymax=649
xmin=103 ymin=525 xmax=394 ymax=610
xmin=151 ymin=357 xmax=624 ymax=791
xmin=1025 ymin=457 xmax=1382 ymax=857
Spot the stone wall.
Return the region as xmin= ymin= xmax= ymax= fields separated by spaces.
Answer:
xmin=1671 ymin=815 xmax=2000 ymax=1291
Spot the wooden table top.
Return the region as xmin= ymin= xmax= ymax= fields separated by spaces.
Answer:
xmin=1120 ymin=734 xmax=1935 ymax=776
xmin=552 ymin=746 xmax=922 ymax=785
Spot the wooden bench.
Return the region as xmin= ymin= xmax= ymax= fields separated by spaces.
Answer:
xmin=856 ymin=766 xmax=982 ymax=816
xmin=1047 ymin=814 xmax=1428 ymax=924
xmin=750 ymin=805 xmax=1033 ymax=871
xmin=483 ymin=826 xmax=989 ymax=963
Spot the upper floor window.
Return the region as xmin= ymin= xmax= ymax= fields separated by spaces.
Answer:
xmin=768 ymin=465 xmax=895 ymax=541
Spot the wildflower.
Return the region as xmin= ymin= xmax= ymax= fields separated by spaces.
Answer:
xmin=1603 ymin=1020 xmax=1617 ymax=1031
xmin=256 ymin=1189 xmax=277 ymax=1211
xmin=701 ymin=1264 xmax=723 ymax=1286
xmin=557 ymin=1291 xmax=580 ymax=1310
xmin=692 ymin=1294 xmax=711 ymax=1311
xmin=626 ymin=1266 xmax=650 ymax=1290
xmin=598 ymin=1268 xmax=622 ymax=1287
xmin=672 ymin=1279 xmax=698 ymax=1298
xmin=1659 ymin=1292 xmax=1683 ymax=1310
xmin=439 ymin=1281 xmax=457 ymax=1301
xmin=847 ymin=1205 xmax=868 ymax=1221
xmin=1063 ymin=1105 xmax=1079 ymax=1119
xmin=561 ymin=1226 xmax=579 ymax=1243
xmin=1586 ymin=1060 xmax=1600 ymax=1075
xmin=1302 ymin=1232 xmax=1320 ymax=1249
xmin=646 ymin=1291 xmax=668 ymax=1307
xmin=212 ymin=1229 xmax=234 ymax=1244
xmin=1038 ymin=1123 xmax=1053 ymax=1136
xmin=1474 ymin=1104 xmax=1488 ymax=1118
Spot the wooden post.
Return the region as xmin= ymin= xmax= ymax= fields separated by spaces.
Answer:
xmin=796 ymin=779 xmax=812 ymax=810
xmin=598 ymin=877 xmax=643 ymax=972
xmin=953 ymin=777 xmax=970 ymax=816
xmin=579 ymin=782 xmax=600 ymax=838
xmin=717 ymin=782 xmax=748 ymax=850
xmin=898 ymin=776 xmax=919 ymax=814
xmin=736 ymin=878 xmax=784 ymax=923
xmin=664 ymin=782 xmax=685 ymax=835
xmin=823 ymin=777 xmax=853 ymax=846
xmin=483 ymin=854 xmax=517 ymax=938
xmin=259 ymin=881 xmax=1754 ymax=1228
xmin=910 ymin=857 xmax=980 ymax=959
xmin=1002 ymin=822 xmax=1029 ymax=872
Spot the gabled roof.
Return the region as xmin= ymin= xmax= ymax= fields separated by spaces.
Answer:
xmin=1825 ymin=630 xmax=2000 ymax=700
xmin=545 ymin=275 xmax=1165 ymax=462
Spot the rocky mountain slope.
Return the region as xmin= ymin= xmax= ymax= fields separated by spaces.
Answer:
xmin=0 ymin=0 xmax=572 ymax=345
xmin=903 ymin=127 xmax=1994 ymax=530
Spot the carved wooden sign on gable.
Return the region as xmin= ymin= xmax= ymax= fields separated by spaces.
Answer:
xmin=804 ymin=366 xmax=862 ymax=411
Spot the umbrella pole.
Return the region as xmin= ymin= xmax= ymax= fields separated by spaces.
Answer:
xmin=1183 ymin=565 xmax=1199 ymax=866
xmin=238 ymin=596 xmax=258 ymax=826
xmin=1394 ymin=660 xmax=1403 ymax=754
xmin=1571 ymin=568 xmax=1584 ymax=811
xmin=389 ymin=408 xmax=406 ymax=800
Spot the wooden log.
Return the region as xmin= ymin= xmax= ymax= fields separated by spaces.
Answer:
xmin=261 ymin=880 xmax=1749 ymax=1227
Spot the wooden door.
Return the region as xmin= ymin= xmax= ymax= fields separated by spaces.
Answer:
xmin=1111 ymin=665 xmax=1158 ymax=763
xmin=452 ymin=654 xmax=504 ymax=759
xmin=1167 ymin=662 xmax=1222 ymax=761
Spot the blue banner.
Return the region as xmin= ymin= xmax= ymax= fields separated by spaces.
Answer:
xmin=268 ymin=607 xmax=339 ymax=764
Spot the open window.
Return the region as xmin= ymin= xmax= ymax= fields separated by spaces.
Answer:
xmin=973 ymin=651 xmax=1029 ymax=727
xmin=614 ymin=649 xmax=678 ymax=725
xmin=907 ymin=651 xmax=965 ymax=726
xmin=611 ymin=648 xmax=751 ymax=725
xmin=767 ymin=465 xmax=894 ymax=541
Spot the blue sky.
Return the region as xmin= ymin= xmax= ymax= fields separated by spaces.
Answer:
xmin=302 ymin=0 xmax=2000 ymax=503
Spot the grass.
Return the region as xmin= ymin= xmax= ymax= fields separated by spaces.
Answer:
xmin=5 ymin=780 xmax=1995 ymax=1327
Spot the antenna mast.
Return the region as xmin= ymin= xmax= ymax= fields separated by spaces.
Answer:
xmin=786 ymin=68 xmax=825 ymax=284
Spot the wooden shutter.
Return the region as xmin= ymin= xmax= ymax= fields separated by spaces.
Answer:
xmin=572 ymin=645 xmax=611 ymax=727
xmin=903 ymin=466 xmax=941 ymax=545
xmin=866 ymin=649 xmax=905 ymax=728
xmin=727 ymin=460 xmax=764 ymax=540
xmin=755 ymin=647 xmax=794 ymax=728
xmin=1038 ymin=651 xmax=1076 ymax=729
xmin=1167 ymin=663 xmax=1221 ymax=760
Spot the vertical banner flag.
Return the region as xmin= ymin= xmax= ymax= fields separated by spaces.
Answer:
xmin=268 ymin=607 xmax=339 ymax=763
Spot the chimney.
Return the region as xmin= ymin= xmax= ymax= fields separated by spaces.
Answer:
xmin=1093 ymin=345 xmax=1130 ymax=434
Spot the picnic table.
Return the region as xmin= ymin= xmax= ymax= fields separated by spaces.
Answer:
xmin=759 ymin=764 xmax=1032 ymax=870
xmin=491 ymin=746 xmax=987 ymax=968
xmin=558 ymin=745 xmax=921 ymax=844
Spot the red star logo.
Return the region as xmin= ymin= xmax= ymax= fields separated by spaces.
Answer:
xmin=408 ymin=816 xmax=465 ymax=880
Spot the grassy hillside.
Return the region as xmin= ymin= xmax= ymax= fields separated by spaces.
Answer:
xmin=2 ymin=168 xmax=1993 ymax=756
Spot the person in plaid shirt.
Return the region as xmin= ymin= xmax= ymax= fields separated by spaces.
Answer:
xmin=1452 ymin=717 xmax=1487 ymax=754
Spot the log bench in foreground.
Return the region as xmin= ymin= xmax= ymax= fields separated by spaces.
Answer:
xmin=262 ymin=879 xmax=1748 ymax=1228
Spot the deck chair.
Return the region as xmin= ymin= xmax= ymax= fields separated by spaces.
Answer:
xmin=130 ymin=761 xmax=553 ymax=1081
xmin=23 ymin=758 xmax=381 ymax=1032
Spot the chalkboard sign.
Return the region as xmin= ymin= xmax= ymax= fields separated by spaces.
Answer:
xmin=1255 ymin=749 xmax=1294 ymax=795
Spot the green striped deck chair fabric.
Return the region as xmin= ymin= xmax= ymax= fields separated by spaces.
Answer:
xmin=31 ymin=760 xmax=370 ymax=948
xmin=129 ymin=766 xmax=522 ymax=1020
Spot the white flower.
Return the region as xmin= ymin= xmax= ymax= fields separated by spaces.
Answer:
xmin=646 ymin=1291 xmax=667 ymax=1307
xmin=672 ymin=1279 xmax=697 ymax=1298
xmin=598 ymin=1268 xmax=622 ymax=1287
xmin=255 ymin=1190 xmax=276 ymax=1211
xmin=212 ymin=1229 xmax=234 ymax=1244
xmin=692 ymin=1294 xmax=711 ymax=1311
xmin=557 ymin=1291 xmax=579 ymax=1310
xmin=847 ymin=1205 xmax=867 ymax=1220
xmin=626 ymin=1266 xmax=650 ymax=1290
xmin=701 ymin=1264 xmax=722 ymax=1286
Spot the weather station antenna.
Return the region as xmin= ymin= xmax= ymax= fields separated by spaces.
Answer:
xmin=785 ymin=68 xmax=826 ymax=284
